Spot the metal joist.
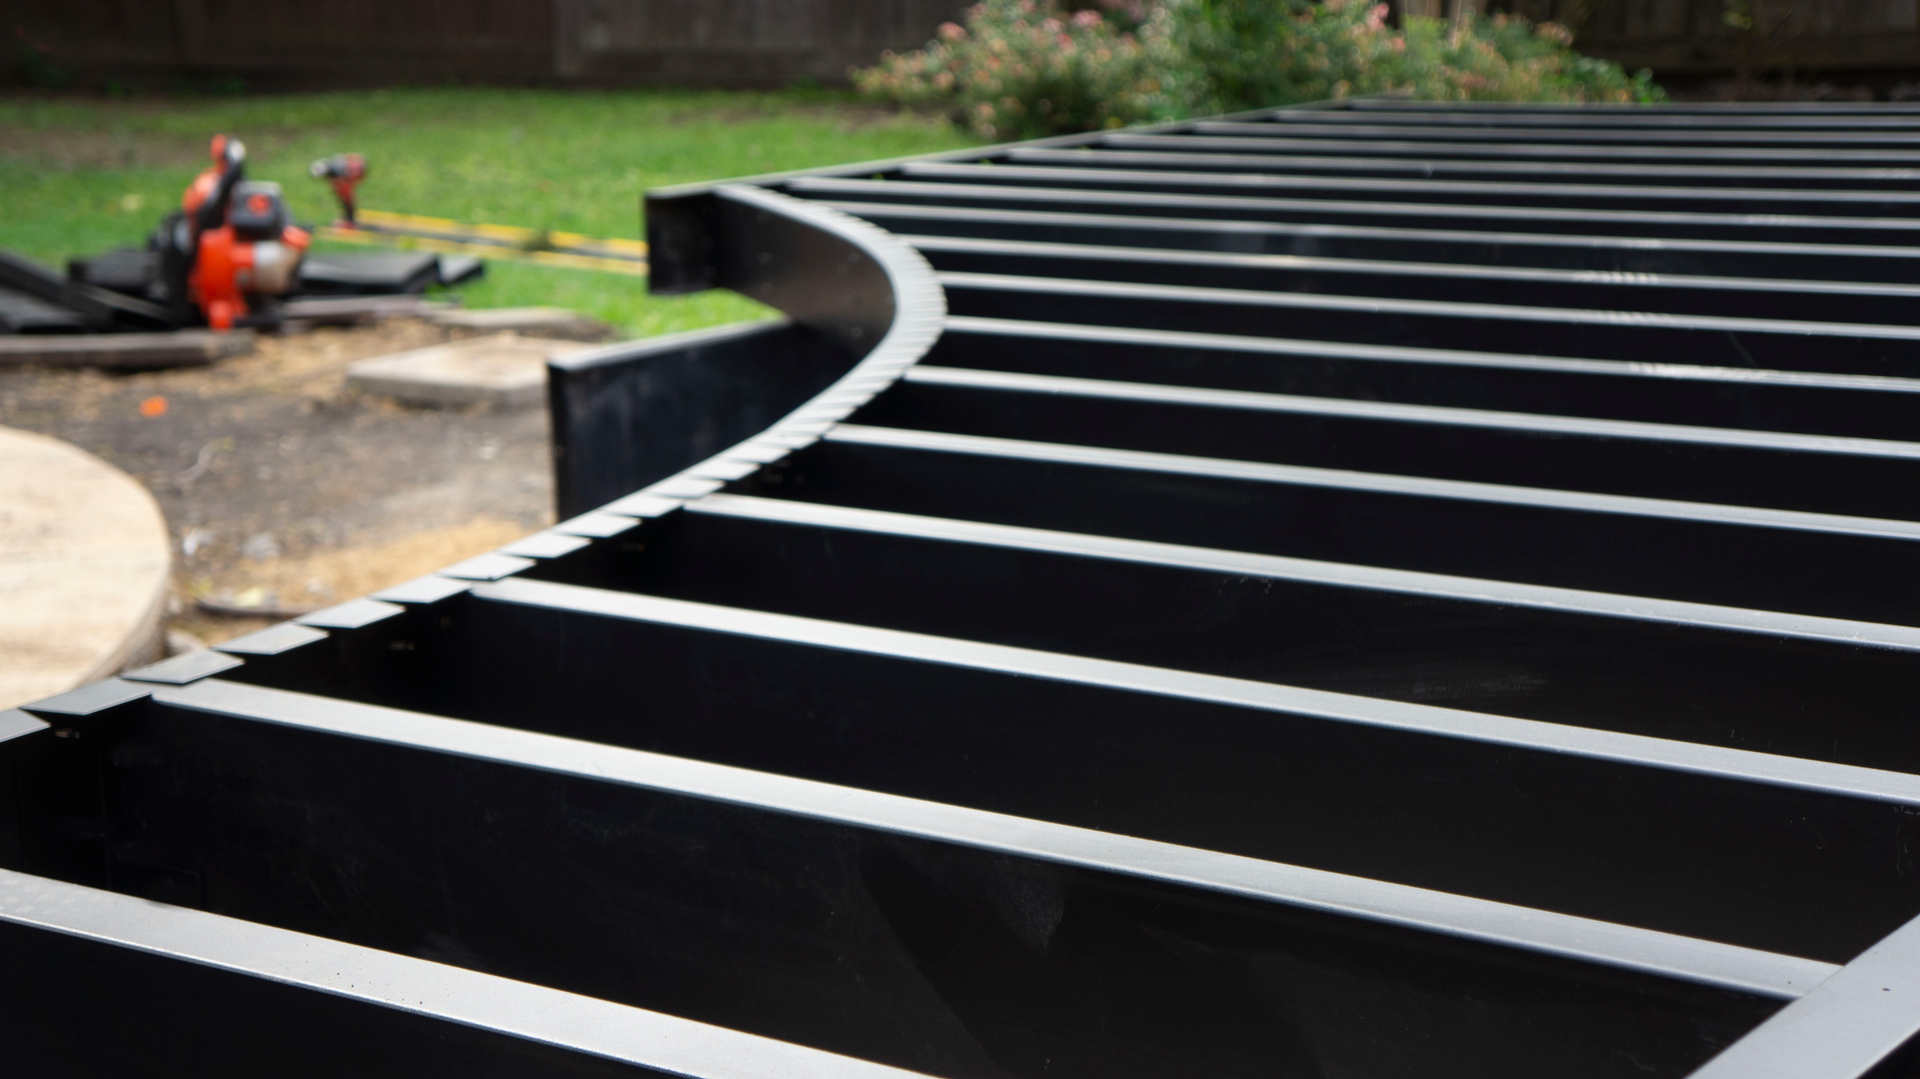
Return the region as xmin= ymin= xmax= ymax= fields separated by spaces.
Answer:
xmin=892 ymin=161 xmax=1920 ymax=217
xmin=787 ymin=173 xmax=1920 ymax=246
xmin=16 ymin=99 xmax=1920 ymax=1077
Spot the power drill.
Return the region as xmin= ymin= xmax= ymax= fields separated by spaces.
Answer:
xmin=310 ymin=153 xmax=367 ymax=227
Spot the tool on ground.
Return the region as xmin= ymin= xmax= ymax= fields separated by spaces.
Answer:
xmin=318 ymin=209 xmax=649 ymax=277
xmin=155 ymin=135 xmax=312 ymax=330
xmin=304 ymin=151 xmax=645 ymax=274
xmin=310 ymin=153 xmax=367 ymax=226
xmin=11 ymin=140 xmax=571 ymax=343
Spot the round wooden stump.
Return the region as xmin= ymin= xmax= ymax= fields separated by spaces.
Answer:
xmin=0 ymin=425 xmax=170 ymax=711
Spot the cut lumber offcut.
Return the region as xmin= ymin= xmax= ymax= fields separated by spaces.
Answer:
xmin=0 ymin=330 xmax=252 ymax=369
xmin=435 ymin=255 xmax=485 ymax=285
xmin=68 ymin=247 xmax=160 ymax=298
xmin=0 ymin=248 xmax=173 ymax=329
xmin=0 ymin=249 xmax=110 ymax=328
xmin=196 ymin=597 xmax=318 ymax=620
xmin=297 ymin=252 xmax=442 ymax=296
xmin=0 ymin=286 xmax=88 ymax=334
xmin=279 ymin=295 xmax=457 ymax=325
xmin=430 ymin=305 xmax=614 ymax=341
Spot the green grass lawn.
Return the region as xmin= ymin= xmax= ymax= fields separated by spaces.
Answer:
xmin=0 ymin=87 xmax=982 ymax=336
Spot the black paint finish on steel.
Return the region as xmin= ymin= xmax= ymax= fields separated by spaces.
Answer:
xmin=759 ymin=430 xmax=1920 ymax=627
xmin=77 ymin=685 xmax=1786 ymax=1079
xmin=648 ymin=188 xmax=897 ymax=357
xmin=1684 ymin=912 xmax=1920 ymax=1079
xmin=18 ymin=100 xmax=1920 ymax=1077
xmin=206 ymin=582 xmax=1920 ymax=965
xmin=850 ymin=374 xmax=1920 ymax=522
xmin=0 ymin=924 xmax=642 ymax=1078
xmin=807 ymin=200 xmax=1920 ymax=283
xmin=548 ymin=318 xmax=843 ymax=517
xmin=519 ymin=502 xmax=1920 ymax=773
xmin=1163 ymin=120 xmax=1920 ymax=148
xmin=1074 ymin=135 xmax=1920 ymax=168
xmin=1065 ymin=140 xmax=1920 ymax=188
xmin=0 ymin=712 xmax=40 ymax=873
xmin=787 ymin=173 xmax=1920 ymax=246
xmin=885 ymin=161 xmax=1920 ymax=217
xmin=937 ymin=273 xmax=1920 ymax=377
xmin=918 ymin=319 xmax=1920 ymax=441
xmin=910 ymin=237 xmax=1920 ymax=324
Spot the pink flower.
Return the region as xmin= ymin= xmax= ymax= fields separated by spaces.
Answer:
xmin=938 ymin=21 xmax=968 ymax=41
xmin=1071 ymin=9 xmax=1102 ymax=28
xmin=1536 ymin=21 xmax=1574 ymax=44
xmin=1364 ymin=3 xmax=1387 ymax=31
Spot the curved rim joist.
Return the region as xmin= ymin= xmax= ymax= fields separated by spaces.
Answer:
xmin=615 ymin=184 xmax=948 ymax=515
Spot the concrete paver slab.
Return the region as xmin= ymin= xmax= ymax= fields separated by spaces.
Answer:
xmin=430 ymin=306 xmax=614 ymax=341
xmin=346 ymin=332 xmax=597 ymax=407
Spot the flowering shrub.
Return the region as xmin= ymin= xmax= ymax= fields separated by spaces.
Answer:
xmin=1168 ymin=0 xmax=1384 ymax=112
xmin=855 ymin=0 xmax=1663 ymax=138
xmin=853 ymin=0 xmax=1186 ymax=139
xmin=1372 ymin=11 xmax=1666 ymax=104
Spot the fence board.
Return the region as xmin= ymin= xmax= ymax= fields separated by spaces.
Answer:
xmin=3 ymin=0 xmax=1911 ymax=89
xmin=5 ymin=0 xmax=967 ymax=89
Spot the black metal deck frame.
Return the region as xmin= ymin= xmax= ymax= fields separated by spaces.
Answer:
xmin=11 ymin=99 xmax=1920 ymax=1078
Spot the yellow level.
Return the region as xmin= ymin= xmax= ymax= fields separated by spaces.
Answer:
xmin=317 ymin=208 xmax=649 ymax=277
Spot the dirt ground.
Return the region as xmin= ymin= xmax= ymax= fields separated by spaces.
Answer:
xmin=0 ymin=318 xmax=557 ymax=647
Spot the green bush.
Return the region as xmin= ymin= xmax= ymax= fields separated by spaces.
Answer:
xmin=855 ymin=0 xmax=1663 ymax=137
xmin=853 ymin=0 xmax=1186 ymax=139
xmin=1374 ymin=12 xmax=1665 ymax=105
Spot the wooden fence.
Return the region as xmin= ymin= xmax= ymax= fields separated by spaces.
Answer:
xmin=3 ymin=0 xmax=1912 ymax=89
xmin=1493 ymin=0 xmax=1919 ymax=79
xmin=2 ymin=0 xmax=969 ymax=89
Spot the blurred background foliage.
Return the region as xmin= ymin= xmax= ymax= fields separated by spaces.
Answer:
xmin=856 ymin=0 xmax=1663 ymax=140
